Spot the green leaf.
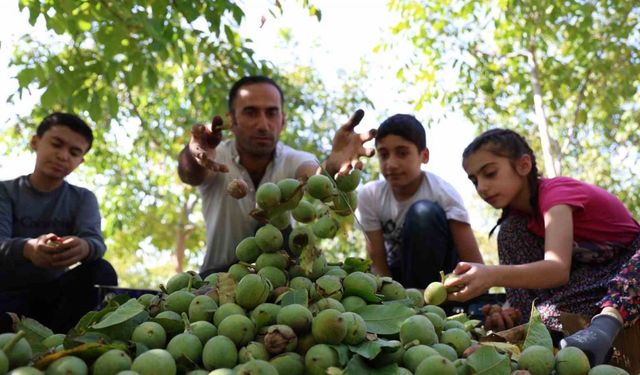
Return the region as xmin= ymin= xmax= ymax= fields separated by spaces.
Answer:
xmin=466 ymin=345 xmax=511 ymax=375
xmin=176 ymin=1 xmax=198 ymax=23
xmin=523 ymin=302 xmax=553 ymax=350
xmin=27 ymin=1 xmax=40 ymax=26
xmin=348 ymin=341 xmax=382 ymax=359
xmin=330 ymin=343 xmax=351 ymax=366
xmin=16 ymin=68 xmax=36 ymax=87
xmin=231 ymin=5 xmax=244 ymax=25
xmin=355 ymin=304 xmax=415 ymax=335
xmin=40 ymin=85 xmax=59 ymax=108
xmin=344 ymin=355 xmax=399 ymax=375
xmin=102 ymin=31 xmax=122 ymax=59
xmin=91 ymin=310 xmax=149 ymax=342
xmin=478 ymin=342 xmax=521 ymax=360
xmin=46 ymin=15 xmax=67 ymax=35
xmin=107 ymin=94 xmax=119 ymax=117
xmin=278 ymin=288 xmax=308 ymax=307
xmin=348 ymin=338 xmax=401 ymax=360
xmin=77 ymin=19 xmax=91 ymax=31
xmin=92 ymin=311 xmax=149 ymax=340
xmin=128 ymin=62 xmax=144 ymax=87
xmin=91 ymin=299 xmax=145 ymax=329
xmin=447 ymin=312 xmax=469 ymax=323
xmin=57 ymin=0 xmax=74 ymax=16
xmin=89 ymin=93 xmax=102 ymax=120
xmin=144 ymin=18 xmax=163 ymax=40
xmin=15 ymin=317 xmax=53 ymax=354
xmin=146 ymin=66 xmax=158 ymax=88
xmin=381 ymin=298 xmax=413 ymax=307
xmin=70 ymin=307 xmax=116 ymax=337
xmin=223 ymin=24 xmax=235 ymax=44
xmin=16 ymin=317 xmax=53 ymax=339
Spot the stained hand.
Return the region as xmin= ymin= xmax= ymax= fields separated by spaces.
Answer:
xmin=25 ymin=233 xmax=68 ymax=268
xmin=189 ymin=115 xmax=229 ymax=173
xmin=51 ymin=236 xmax=90 ymax=268
xmin=481 ymin=304 xmax=522 ymax=332
xmin=323 ymin=109 xmax=376 ymax=177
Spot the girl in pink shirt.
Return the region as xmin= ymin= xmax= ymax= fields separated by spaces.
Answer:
xmin=447 ymin=128 xmax=640 ymax=366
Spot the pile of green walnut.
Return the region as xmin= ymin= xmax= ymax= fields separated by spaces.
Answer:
xmin=1 ymin=170 xmax=630 ymax=375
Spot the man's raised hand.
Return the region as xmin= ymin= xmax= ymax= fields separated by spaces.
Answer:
xmin=189 ymin=115 xmax=229 ymax=173
xmin=324 ymin=109 xmax=376 ymax=177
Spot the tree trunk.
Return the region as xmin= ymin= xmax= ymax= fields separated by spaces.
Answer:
xmin=175 ymin=229 xmax=186 ymax=274
xmin=528 ymin=45 xmax=561 ymax=177
xmin=175 ymin=192 xmax=199 ymax=274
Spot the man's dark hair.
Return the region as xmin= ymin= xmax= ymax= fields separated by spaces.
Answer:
xmin=228 ymin=75 xmax=285 ymax=111
xmin=375 ymin=114 xmax=426 ymax=151
xmin=36 ymin=112 xmax=94 ymax=152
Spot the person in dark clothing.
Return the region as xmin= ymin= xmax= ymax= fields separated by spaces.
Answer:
xmin=0 ymin=112 xmax=117 ymax=333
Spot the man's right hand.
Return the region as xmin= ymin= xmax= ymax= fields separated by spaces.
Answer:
xmin=322 ymin=109 xmax=376 ymax=178
xmin=188 ymin=115 xmax=229 ymax=173
xmin=23 ymin=233 xmax=67 ymax=268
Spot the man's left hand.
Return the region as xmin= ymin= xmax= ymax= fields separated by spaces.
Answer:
xmin=323 ymin=109 xmax=376 ymax=177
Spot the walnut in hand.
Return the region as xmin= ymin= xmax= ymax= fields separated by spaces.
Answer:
xmin=227 ymin=178 xmax=249 ymax=199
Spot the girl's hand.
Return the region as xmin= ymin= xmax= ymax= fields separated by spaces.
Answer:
xmin=445 ymin=262 xmax=494 ymax=302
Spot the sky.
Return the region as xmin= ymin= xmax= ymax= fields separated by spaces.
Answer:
xmin=0 ymin=2 xmax=41 ymax=179
xmin=0 ymin=0 xmax=493 ymax=230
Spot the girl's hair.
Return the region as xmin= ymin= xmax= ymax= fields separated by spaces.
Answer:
xmin=462 ymin=128 xmax=541 ymax=237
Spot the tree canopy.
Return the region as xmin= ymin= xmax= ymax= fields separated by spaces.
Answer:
xmin=388 ymin=0 xmax=640 ymax=216
xmin=5 ymin=0 xmax=640 ymax=287
xmin=4 ymin=0 xmax=370 ymax=287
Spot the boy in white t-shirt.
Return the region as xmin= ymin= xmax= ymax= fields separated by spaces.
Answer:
xmin=357 ymin=114 xmax=484 ymax=288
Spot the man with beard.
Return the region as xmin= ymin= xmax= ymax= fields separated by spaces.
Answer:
xmin=178 ymin=75 xmax=374 ymax=276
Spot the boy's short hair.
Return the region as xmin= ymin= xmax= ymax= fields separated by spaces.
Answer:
xmin=36 ymin=112 xmax=94 ymax=152
xmin=375 ymin=114 xmax=426 ymax=151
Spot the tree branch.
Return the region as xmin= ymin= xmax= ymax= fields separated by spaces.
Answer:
xmin=527 ymin=41 xmax=560 ymax=176
xmin=572 ymin=69 xmax=591 ymax=129
xmin=125 ymin=86 xmax=146 ymax=128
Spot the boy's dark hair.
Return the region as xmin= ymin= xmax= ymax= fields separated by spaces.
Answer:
xmin=375 ymin=114 xmax=426 ymax=151
xmin=228 ymin=75 xmax=285 ymax=111
xmin=462 ymin=128 xmax=541 ymax=237
xmin=37 ymin=112 xmax=94 ymax=152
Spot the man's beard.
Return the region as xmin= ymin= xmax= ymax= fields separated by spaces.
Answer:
xmin=242 ymin=137 xmax=277 ymax=158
